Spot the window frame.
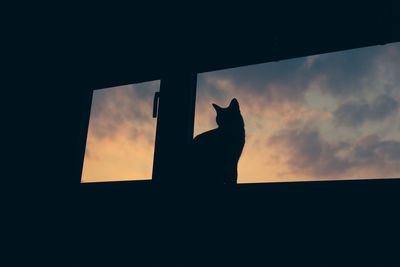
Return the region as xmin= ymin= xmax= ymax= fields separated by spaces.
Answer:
xmin=77 ymin=47 xmax=400 ymax=187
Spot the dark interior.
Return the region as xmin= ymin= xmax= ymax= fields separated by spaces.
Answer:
xmin=23 ymin=4 xmax=399 ymax=265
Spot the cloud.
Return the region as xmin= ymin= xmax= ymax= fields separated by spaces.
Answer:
xmin=267 ymin=128 xmax=351 ymax=178
xmin=89 ymin=82 xmax=159 ymax=142
xmin=82 ymin=129 xmax=155 ymax=182
xmin=198 ymin=43 xmax=400 ymax=111
xmin=333 ymin=94 xmax=399 ymax=127
xmin=353 ymin=134 xmax=400 ymax=164
xmin=267 ymin=127 xmax=400 ymax=179
xmin=198 ymin=56 xmax=311 ymax=107
xmin=306 ymin=46 xmax=379 ymax=97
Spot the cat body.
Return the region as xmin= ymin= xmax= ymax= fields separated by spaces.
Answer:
xmin=191 ymin=98 xmax=245 ymax=185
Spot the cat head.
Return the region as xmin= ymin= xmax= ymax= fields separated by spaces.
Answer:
xmin=212 ymin=98 xmax=244 ymax=129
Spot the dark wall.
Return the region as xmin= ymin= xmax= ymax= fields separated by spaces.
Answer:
xmin=20 ymin=4 xmax=400 ymax=265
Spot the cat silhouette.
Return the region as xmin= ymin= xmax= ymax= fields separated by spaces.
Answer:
xmin=191 ymin=98 xmax=245 ymax=185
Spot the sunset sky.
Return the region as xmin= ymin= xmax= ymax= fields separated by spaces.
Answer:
xmin=82 ymin=42 xmax=400 ymax=183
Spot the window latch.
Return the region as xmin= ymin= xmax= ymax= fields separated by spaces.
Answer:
xmin=153 ymin=91 xmax=160 ymax=118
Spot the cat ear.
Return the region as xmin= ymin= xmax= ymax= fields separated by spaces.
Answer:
xmin=229 ymin=98 xmax=240 ymax=111
xmin=212 ymin=103 xmax=222 ymax=113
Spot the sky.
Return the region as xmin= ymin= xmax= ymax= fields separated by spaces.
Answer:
xmin=82 ymin=42 xmax=400 ymax=183
xmin=81 ymin=81 xmax=159 ymax=182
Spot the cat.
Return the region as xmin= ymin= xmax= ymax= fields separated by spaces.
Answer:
xmin=191 ymin=98 xmax=245 ymax=185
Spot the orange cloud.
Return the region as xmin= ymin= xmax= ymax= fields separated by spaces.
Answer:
xmin=81 ymin=123 xmax=155 ymax=182
xmin=81 ymin=82 xmax=158 ymax=183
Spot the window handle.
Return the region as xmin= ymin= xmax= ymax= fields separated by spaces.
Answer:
xmin=153 ymin=91 xmax=160 ymax=118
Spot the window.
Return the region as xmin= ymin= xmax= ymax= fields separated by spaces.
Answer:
xmin=81 ymin=80 xmax=160 ymax=183
xmin=195 ymin=42 xmax=400 ymax=183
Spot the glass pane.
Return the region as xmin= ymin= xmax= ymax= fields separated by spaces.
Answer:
xmin=194 ymin=43 xmax=400 ymax=183
xmin=81 ymin=81 xmax=160 ymax=182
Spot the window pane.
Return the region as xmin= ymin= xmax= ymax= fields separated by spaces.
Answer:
xmin=81 ymin=81 xmax=159 ymax=182
xmin=194 ymin=43 xmax=400 ymax=183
